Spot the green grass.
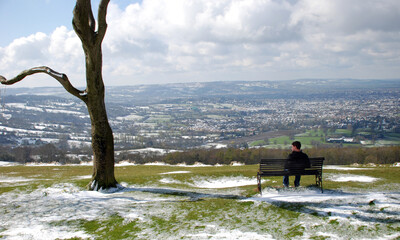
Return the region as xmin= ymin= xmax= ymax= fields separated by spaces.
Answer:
xmin=254 ymin=129 xmax=328 ymax=149
xmin=81 ymin=215 xmax=141 ymax=239
xmin=249 ymin=140 xmax=267 ymax=147
xmin=51 ymin=215 xmax=142 ymax=240
xmin=334 ymin=129 xmax=352 ymax=136
xmin=263 ymin=134 xmax=321 ymax=149
xmin=3 ymin=163 xmax=399 ymax=194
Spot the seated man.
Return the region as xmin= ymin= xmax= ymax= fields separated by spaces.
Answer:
xmin=283 ymin=141 xmax=310 ymax=187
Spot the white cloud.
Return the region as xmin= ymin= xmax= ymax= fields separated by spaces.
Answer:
xmin=0 ymin=27 xmax=85 ymax=87
xmin=48 ymin=26 xmax=81 ymax=60
xmin=1 ymin=33 xmax=48 ymax=70
xmin=1 ymin=0 xmax=399 ymax=87
xmin=102 ymin=0 xmax=300 ymax=84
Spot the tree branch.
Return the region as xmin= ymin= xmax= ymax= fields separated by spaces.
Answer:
xmin=0 ymin=67 xmax=88 ymax=103
xmin=73 ymin=0 xmax=96 ymax=46
xmin=97 ymin=0 xmax=110 ymax=44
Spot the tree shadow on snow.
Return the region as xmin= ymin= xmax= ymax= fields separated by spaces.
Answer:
xmin=118 ymin=186 xmax=247 ymax=202
xmin=103 ymin=185 xmax=400 ymax=224
xmin=257 ymin=187 xmax=400 ymax=224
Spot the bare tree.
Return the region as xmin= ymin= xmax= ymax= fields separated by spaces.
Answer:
xmin=0 ymin=0 xmax=117 ymax=190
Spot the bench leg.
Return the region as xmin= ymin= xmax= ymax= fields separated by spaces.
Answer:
xmin=257 ymin=174 xmax=262 ymax=195
xmin=315 ymin=174 xmax=323 ymax=193
xmin=320 ymin=175 xmax=323 ymax=193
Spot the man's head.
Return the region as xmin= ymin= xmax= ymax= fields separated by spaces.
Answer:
xmin=292 ymin=141 xmax=301 ymax=151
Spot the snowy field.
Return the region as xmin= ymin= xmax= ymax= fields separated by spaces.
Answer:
xmin=0 ymin=163 xmax=399 ymax=239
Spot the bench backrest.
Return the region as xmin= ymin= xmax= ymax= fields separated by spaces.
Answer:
xmin=259 ymin=157 xmax=324 ymax=176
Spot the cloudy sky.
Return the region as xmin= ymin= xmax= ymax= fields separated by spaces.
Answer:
xmin=0 ymin=0 xmax=399 ymax=88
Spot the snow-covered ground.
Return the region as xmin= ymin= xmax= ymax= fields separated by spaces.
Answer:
xmin=326 ymin=173 xmax=380 ymax=182
xmin=1 ymin=165 xmax=399 ymax=239
xmin=0 ymin=161 xmax=19 ymax=167
xmin=324 ymin=165 xmax=374 ymax=170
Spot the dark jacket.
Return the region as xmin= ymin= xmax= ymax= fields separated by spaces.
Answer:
xmin=285 ymin=151 xmax=311 ymax=170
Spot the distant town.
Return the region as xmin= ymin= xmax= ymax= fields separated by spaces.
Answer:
xmin=0 ymin=79 xmax=399 ymax=162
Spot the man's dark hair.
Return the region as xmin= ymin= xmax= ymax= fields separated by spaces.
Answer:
xmin=292 ymin=141 xmax=301 ymax=149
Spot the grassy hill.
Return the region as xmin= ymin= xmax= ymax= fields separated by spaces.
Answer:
xmin=1 ymin=163 xmax=399 ymax=239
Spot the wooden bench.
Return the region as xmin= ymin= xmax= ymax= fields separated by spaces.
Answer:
xmin=257 ymin=157 xmax=324 ymax=194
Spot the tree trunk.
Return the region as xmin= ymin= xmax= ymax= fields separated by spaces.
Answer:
xmin=87 ymin=101 xmax=117 ymax=190
xmin=74 ymin=0 xmax=117 ymax=190
xmin=85 ymin=45 xmax=117 ymax=190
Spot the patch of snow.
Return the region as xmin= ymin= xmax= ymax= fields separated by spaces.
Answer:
xmin=0 ymin=126 xmax=47 ymax=135
xmin=0 ymin=161 xmax=19 ymax=167
xmin=326 ymin=174 xmax=380 ymax=182
xmin=192 ymin=162 xmax=212 ymax=167
xmin=90 ymin=180 xmax=99 ymax=191
xmin=203 ymin=143 xmax=227 ymax=149
xmin=79 ymin=161 xmax=93 ymax=166
xmin=159 ymin=178 xmax=182 ymax=184
xmin=230 ymin=161 xmax=244 ymax=166
xmin=116 ymin=161 xmax=136 ymax=166
xmin=1 ymin=224 xmax=91 ymax=240
xmin=324 ymin=165 xmax=374 ymax=170
xmin=176 ymin=163 xmax=188 ymax=166
xmin=74 ymin=175 xmax=92 ymax=180
xmin=0 ymin=113 xmax=12 ymax=120
xmin=187 ymin=227 xmax=274 ymax=239
xmin=144 ymin=162 xmax=168 ymax=166
xmin=124 ymin=148 xmax=180 ymax=155
xmin=190 ymin=176 xmax=260 ymax=189
xmin=34 ymin=125 xmax=46 ymax=130
xmin=6 ymin=103 xmax=44 ymax=112
xmin=0 ymin=176 xmax=36 ymax=183
xmin=37 ymin=137 xmax=59 ymax=144
xmin=44 ymin=109 xmax=85 ymax=116
xmin=26 ymin=162 xmax=63 ymax=167
xmin=250 ymin=188 xmax=350 ymax=203
xmin=116 ymin=114 xmax=143 ymax=121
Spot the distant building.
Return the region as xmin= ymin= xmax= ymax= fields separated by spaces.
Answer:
xmin=326 ymin=137 xmax=357 ymax=144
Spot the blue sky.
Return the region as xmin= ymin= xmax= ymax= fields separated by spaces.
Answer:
xmin=0 ymin=0 xmax=399 ymax=87
xmin=0 ymin=1 xmax=73 ymax=46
